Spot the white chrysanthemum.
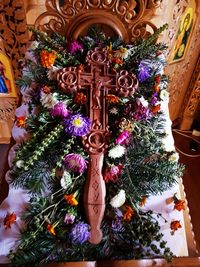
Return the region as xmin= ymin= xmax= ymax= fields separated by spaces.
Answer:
xmin=162 ymin=134 xmax=176 ymax=152
xmin=137 ymin=96 xmax=148 ymax=108
xmin=109 ymin=107 xmax=118 ymax=115
xmin=160 ymin=90 xmax=169 ymax=101
xmin=110 ymin=189 xmax=126 ymax=208
xmin=47 ymin=66 xmax=62 ymax=80
xmin=60 ymin=171 xmax=72 ymax=189
xmin=16 ymin=160 xmax=24 ymax=168
xmin=168 ymin=152 xmax=179 ymax=162
xmin=108 ymin=145 xmax=125 ymax=159
xmin=40 ymin=91 xmax=58 ymax=109
xmin=114 ymin=47 xmax=129 ymax=59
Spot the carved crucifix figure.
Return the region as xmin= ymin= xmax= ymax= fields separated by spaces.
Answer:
xmin=57 ymin=47 xmax=138 ymax=244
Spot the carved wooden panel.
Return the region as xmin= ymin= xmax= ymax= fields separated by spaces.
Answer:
xmin=33 ymin=0 xmax=159 ymax=42
xmin=0 ymin=0 xmax=29 ymax=81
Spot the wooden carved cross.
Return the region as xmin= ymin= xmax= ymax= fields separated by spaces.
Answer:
xmin=58 ymin=47 xmax=138 ymax=244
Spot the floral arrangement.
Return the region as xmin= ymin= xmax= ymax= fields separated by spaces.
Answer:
xmin=5 ymin=25 xmax=185 ymax=266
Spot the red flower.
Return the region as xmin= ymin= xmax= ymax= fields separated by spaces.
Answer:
xmin=155 ymin=75 xmax=161 ymax=83
xmin=64 ymin=194 xmax=78 ymax=206
xmin=40 ymin=50 xmax=57 ymax=68
xmin=151 ymin=104 xmax=161 ymax=114
xmin=47 ymin=224 xmax=56 ymax=236
xmin=104 ymin=164 xmax=123 ymax=183
xmin=42 ymin=85 xmax=51 ymax=94
xmin=154 ymin=84 xmax=160 ymax=93
xmin=174 ymin=199 xmax=185 ymax=211
xmin=140 ymin=196 xmax=147 ymax=207
xmin=74 ymin=92 xmax=87 ymax=105
xmin=123 ymin=205 xmax=134 ymax=221
xmin=4 ymin=212 xmax=17 ymax=229
xmin=106 ymin=94 xmax=120 ymax=104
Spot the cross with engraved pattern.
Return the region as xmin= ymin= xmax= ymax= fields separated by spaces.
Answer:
xmin=57 ymin=47 xmax=138 ymax=244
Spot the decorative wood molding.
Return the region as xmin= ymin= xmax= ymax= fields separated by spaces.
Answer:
xmin=33 ymin=0 xmax=158 ymax=42
xmin=0 ymin=0 xmax=29 ymax=81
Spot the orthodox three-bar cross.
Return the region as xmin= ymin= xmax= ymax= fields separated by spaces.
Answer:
xmin=58 ymin=48 xmax=138 ymax=244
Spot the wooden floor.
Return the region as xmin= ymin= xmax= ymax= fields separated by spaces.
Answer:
xmin=0 ymin=131 xmax=200 ymax=265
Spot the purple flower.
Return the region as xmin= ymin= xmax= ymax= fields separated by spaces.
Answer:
xmin=64 ymin=153 xmax=87 ymax=173
xmin=133 ymin=103 xmax=151 ymax=121
xmin=70 ymin=222 xmax=90 ymax=244
xmin=138 ymin=61 xmax=151 ymax=82
xmin=64 ymin=213 xmax=75 ymax=224
xmin=116 ymin=131 xmax=130 ymax=145
xmin=112 ymin=218 xmax=124 ymax=232
xmin=151 ymin=92 xmax=158 ymax=106
xmin=68 ymin=41 xmax=84 ymax=54
xmin=64 ymin=114 xmax=91 ymax=137
xmin=50 ymin=102 xmax=70 ymax=118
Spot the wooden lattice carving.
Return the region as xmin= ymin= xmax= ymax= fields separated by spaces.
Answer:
xmin=34 ymin=0 xmax=158 ymax=42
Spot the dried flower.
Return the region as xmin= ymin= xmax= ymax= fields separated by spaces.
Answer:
xmin=109 ymin=107 xmax=118 ymax=115
xmin=60 ymin=171 xmax=72 ymax=189
xmin=64 ymin=153 xmax=87 ymax=173
xmin=47 ymin=224 xmax=56 ymax=236
xmin=110 ymin=189 xmax=126 ymax=208
xmin=64 ymin=114 xmax=91 ymax=137
xmin=64 ymin=213 xmax=75 ymax=224
xmin=104 ymin=164 xmax=123 ymax=183
xmin=40 ymin=91 xmax=58 ymax=109
xmin=73 ymin=92 xmax=87 ymax=105
xmin=64 ymin=193 xmax=78 ymax=206
xmin=116 ymin=131 xmax=130 ymax=145
xmin=40 ymin=50 xmax=57 ymax=68
xmin=108 ymin=145 xmax=125 ymax=159
xmin=170 ymin=220 xmax=182 ymax=231
xmin=138 ymin=61 xmax=151 ymax=82
xmin=119 ymin=118 xmax=134 ymax=132
xmin=42 ymin=85 xmax=51 ymax=94
xmin=123 ymin=205 xmax=134 ymax=221
xmin=70 ymin=222 xmax=90 ymax=244
xmin=51 ymin=102 xmax=69 ymax=118
xmin=173 ymin=196 xmax=185 ymax=211
xmin=140 ymin=196 xmax=147 ymax=207
xmin=106 ymin=94 xmax=120 ymax=104
xmin=68 ymin=41 xmax=84 ymax=54
xmin=16 ymin=116 xmax=26 ymax=128
xmin=4 ymin=212 xmax=17 ymax=229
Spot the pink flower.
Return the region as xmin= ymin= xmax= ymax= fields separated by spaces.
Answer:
xmin=50 ymin=102 xmax=70 ymax=118
xmin=104 ymin=164 xmax=123 ymax=183
xmin=116 ymin=131 xmax=130 ymax=145
xmin=64 ymin=153 xmax=87 ymax=173
xmin=68 ymin=41 xmax=84 ymax=54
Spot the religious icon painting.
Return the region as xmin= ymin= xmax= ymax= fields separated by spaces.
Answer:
xmin=169 ymin=0 xmax=196 ymax=64
xmin=0 ymin=52 xmax=17 ymax=97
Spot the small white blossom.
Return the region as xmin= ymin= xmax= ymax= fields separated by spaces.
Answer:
xmin=160 ymin=90 xmax=169 ymax=101
xmin=110 ymin=189 xmax=126 ymax=208
xmin=137 ymin=96 xmax=148 ymax=108
xmin=16 ymin=160 xmax=24 ymax=168
xmin=114 ymin=47 xmax=129 ymax=59
xmin=109 ymin=107 xmax=118 ymax=115
xmin=108 ymin=145 xmax=125 ymax=159
xmin=30 ymin=41 xmax=39 ymax=50
xmin=168 ymin=152 xmax=179 ymax=162
xmin=60 ymin=171 xmax=72 ymax=189
xmin=47 ymin=66 xmax=62 ymax=80
xmin=40 ymin=91 xmax=58 ymax=109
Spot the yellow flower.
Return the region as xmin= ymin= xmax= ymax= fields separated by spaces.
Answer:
xmin=47 ymin=224 xmax=56 ymax=236
xmin=64 ymin=193 xmax=78 ymax=206
xmin=40 ymin=50 xmax=57 ymax=68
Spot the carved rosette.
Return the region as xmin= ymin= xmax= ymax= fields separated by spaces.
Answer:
xmin=117 ymin=70 xmax=138 ymax=97
xmin=57 ymin=67 xmax=78 ymax=93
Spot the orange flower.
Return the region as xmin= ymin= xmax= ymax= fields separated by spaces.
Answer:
xmin=140 ymin=196 xmax=147 ymax=207
xmin=16 ymin=116 xmax=26 ymax=128
xmin=42 ymin=85 xmax=51 ymax=94
xmin=64 ymin=194 xmax=78 ymax=206
xmin=40 ymin=50 xmax=57 ymax=68
xmin=151 ymin=104 xmax=161 ymax=114
xmin=47 ymin=224 xmax=56 ymax=236
xmin=112 ymin=58 xmax=123 ymax=65
xmin=170 ymin=220 xmax=182 ymax=231
xmin=106 ymin=94 xmax=120 ymax=104
xmin=4 ymin=212 xmax=17 ymax=229
xmin=154 ymin=84 xmax=160 ymax=93
xmin=123 ymin=205 xmax=134 ymax=221
xmin=174 ymin=199 xmax=185 ymax=211
xmin=74 ymin=92 xmax=87 ymax=105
